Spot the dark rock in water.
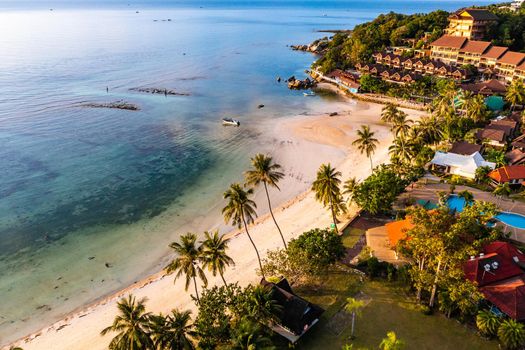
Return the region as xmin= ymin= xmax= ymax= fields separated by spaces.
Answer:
xmin=129 ymin=87 xmax=190 ymax=96
xmin=287 ymin=77 xmax=317 ymax=90
xmin=258 ymin=104 xmax=265 ymax=109
xmin=329 ymin=112 xmax=338 ymax=116
xmin=290 ymin=37 xmax=330 ymax=54
xmin=88 ymin=256 xmax=95 ymax=260
xmin=105 ymin=262 xmax=112 ymax=268
xmin=277 ymin=76 xmax=281 ymax=82
xmin=79 ymin=100 xmax=140 ymax=111
xmin=287 ymin=76 xmax=295 ymax=82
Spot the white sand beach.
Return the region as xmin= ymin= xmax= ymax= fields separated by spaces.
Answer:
xmin=8 ymin=95 xmax=425 ymax=350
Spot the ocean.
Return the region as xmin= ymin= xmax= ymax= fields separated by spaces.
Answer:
xmin=0 ymin=0 xmax=493 ymax=345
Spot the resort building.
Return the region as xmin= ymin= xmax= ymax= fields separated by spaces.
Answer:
xmin=460 ymin=79 xmax=507 ymax=96
xmin=505 ymin=149 xmax=525 ymax=166
xmin=479 ymin=46 xmax=508 ymax=70
xmin=386 ymin=217 xmax=414 ymax=248
xmin=464 ymin=241 xmax=525 ymax=321
xmin=261 ymin=278 xmax=324 ymax=343
xmin=430 ymin=35 xmax=468 ymax=65
xmin=430 ymin=151 xmax=495 ymax=179
xmin=495 ymin=51 xmax=525 ymax=82
xmin=445 ymin=9 xmax=498 ymax=40
xmin=324 ymin=69 xmax=361 ymax=93
xmin=515 ymin=62 xmax=525 ymax=81
xmin=449 ymin=141 xmax=484 ymax=156
xmin=457 ymin=40 xmax=492 ymax=66
xmin=476 ymin=128 xmax=508 ymax=147
xmin=488 ymin=165 xmax=525 ymax=186
xmin=512 ymin=0 xmax=525 ymax=11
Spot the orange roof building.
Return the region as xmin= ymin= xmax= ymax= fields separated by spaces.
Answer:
xmin=488 ymin=165 xmax=525 ymax=186
xmin=385 ymin=217 xmax=414 ymax=247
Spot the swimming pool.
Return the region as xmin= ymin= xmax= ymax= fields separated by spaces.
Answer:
xmin=446 ymin=195 xmax=525 ymax=229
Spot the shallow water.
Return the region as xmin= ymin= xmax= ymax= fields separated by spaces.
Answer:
xmin=0 ymin=0 xmax=493 ymax=344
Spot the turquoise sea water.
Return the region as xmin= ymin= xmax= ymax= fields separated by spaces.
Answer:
xmin=0 ymin=0 xmax=493 ymax=344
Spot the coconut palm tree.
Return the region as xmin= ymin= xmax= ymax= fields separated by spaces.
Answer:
xmin=494 ymin=183 xmax=511 ymax=200
xmin=464 ymin=93 xmax=488 ymax=123
xmin=415 ymin=115 xmax=443 ymax=145
xmin=312 ymin=163 xmax=346 ymax=233
xmin=166 ymin=233 xmax=207 ymax=304
xmin=223 ymin=183 xmax=264 ymax=277
xmin=100 ymin=294 xmax=154 ymax=350
xmin=228 ymin=317 xmax=273 ymax=350
xmin=381 ymin=103 xmax=400 ymax=124
xmin=345 ymin=297 xmax=365 ymax=339
xmin=476 ymin=310 xmax=501 ymax=338
xmin=506 ymin=79 xmax=525 ymax=111
xmin=391 ymin=111 xmax=413 ymax=138
xmin=343 ymin=177 xmax=359 ymax=205
xmin=352 ymin=125 xmax=379 ymax=171
xmin=243 ymin=285 xmax=282 ymax=323
xmin=200 ymin=230 xmax=234 ymax=287
xmin=149 ymin=309 xmax=195 ymax=350
xmin=457 ymin=190 xmax=474 ymax=206
xmin=379 ymin=331 xmax=405 ymax=350
xmin=497 ymin=319 xmax=525 ymax=350
xmin=245 ymin=153 xmax=287 ymax=248
xmin=388 ymin=137 xmax=413 ymax=165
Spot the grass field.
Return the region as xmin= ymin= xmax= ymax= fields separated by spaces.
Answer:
xmin=288 ymin=267 xmax=498 ymax=350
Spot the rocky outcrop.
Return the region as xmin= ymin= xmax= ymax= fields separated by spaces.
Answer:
xmin=291 ymin=37 xmax=330 ymax=55
xmin=79 ymin=100 xmax=140 ymax=111
xmin=287 ymin=76 xmax=317 ymax=90
xmin=130 ymin=87 xmax=190 ymax=96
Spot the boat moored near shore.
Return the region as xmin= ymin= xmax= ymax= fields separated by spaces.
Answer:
xmin=222 ymin=118 xmax=240 ymax=126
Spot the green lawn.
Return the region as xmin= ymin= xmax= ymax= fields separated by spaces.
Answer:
xmin=341 ymin=227 xmax=365 ymax=248
xmin=285 ymin=267 xmax=498 ymax=350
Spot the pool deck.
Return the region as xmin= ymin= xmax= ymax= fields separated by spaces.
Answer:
xmin=397 ymin=177 xmax=525 ymax=243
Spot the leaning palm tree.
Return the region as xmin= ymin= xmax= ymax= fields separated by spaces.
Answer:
xmin=379 ymin=331 xmax=405 ymax=350
xmin=476 ymin=310 xmax=501 ymax=338
xmin=497 ymin=319 xmax=525 ymax=350
xmin=200 ymin=230 xmax=234 ymax=286
xmin=101 ymin=294 xmax=154 ymax=350
xmin=388 ymin=137 xmax=413 ymax=165
xmin=381 ymin=103 xmax=399 ymax=124
xmin=149 ymin=309 xmax=195 ymax=350
xmin=245 ymin=153 xmax=287 ymax=248
xmin=506 ymin=79 xmax=525 ymax=111
xmin=312 ymin=163 xmax=346 ymax=233
xmin=352 ymin=125 xmax=379 ymax=171
xmin=345 ymin=297 xmax=365 ymax=339
xmin=166 ymin=233 xmax=207 ymax=303
xmin=223 ymin=183 xmax=265 ymax=277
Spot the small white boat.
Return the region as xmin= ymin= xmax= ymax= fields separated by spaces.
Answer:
xmin=303 ymin=91 xmax=315 ymax=96
xmin=222 ymin=118 xmax=240 ymax=126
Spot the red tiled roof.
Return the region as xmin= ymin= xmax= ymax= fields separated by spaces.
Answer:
xmin=517 ymin=62 xmax=525 ymax=72
xmin=498 ymin=51 xmax=525 ymax=66
xmin=506 ymin=149 xmax=525 ymax=165
xmin=476 ymin=128 xmax=506 ymax=142
xmin=464 ymin=252 xmax=524 ymax=287
xmin=431 ymin=35 xmax=468 ymax=49
xmin=484 ymin=241 xmax=525 ymax=263
xmin=482 ymin=46 xmax=509 ymax=59
xmin=488 ymin=165 xmax=525 ymax=183
xmin=481 ymin=276 xmax=525 ymax=321
xmin=460 ymin=40 xmax=492 ymax=54
xmin=461 ymin=79 xmax=507 ymax=95
xmin=385 ymin=217 xmax=414 ymax=247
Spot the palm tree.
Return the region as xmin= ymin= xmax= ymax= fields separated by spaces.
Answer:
xmin=229 ymin=318 xmax=273 ymax=350
xmin=494 ymin=183 xmax=511 ymax=201
xmin=353 ymin=125 xmax=379 ymax=171
xmin=379 ymin=331 xmax=405 ymax=350
xmin=345 ymin=297 xmax=365 ymax=339
xmin=244 ymin=285 xmax=282 ymax=323
xmin=457 ymin=190 xmax=474 ymax=206
xmin=391 ymin=111 xmax=413 ymax=138
xmin=245 ymin=153 xmax=287 ymax=248
xmin=200 ymin=230 xmax=234 ymax=287
xmin=100 ymin=294 xmax=154 ymax=350
xmin=476 ymin=310 xmax=501 ymax=338
xmin=497 ymin=319 xmax=525 ymax=350
xmin=381 ymin=103 xmax=399 ymax=124
xmin=223 ymin=183 xmax=264 ymax=277
xmin=415 ymin=115 xmax=443 ymax=145
xmin=166 ymin=233 xmax=207 ymax=303
xmin=388 ymin=137 xmax=413 ymax=165
xmin=311 ymin=163 xmax=346 ymax=233
xmin=149 ymin=309 xmax=195 ymax=350
xmin=506 ymin=79 xmax=525 ymax=111
xmin=343 ymin=177 xmax=359 ymax=205
xmin=464 ymin=93 xmax=487 ymax=123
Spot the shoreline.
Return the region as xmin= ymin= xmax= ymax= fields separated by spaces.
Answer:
xmin=7 ymin=95 xmax=426 ymax=350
